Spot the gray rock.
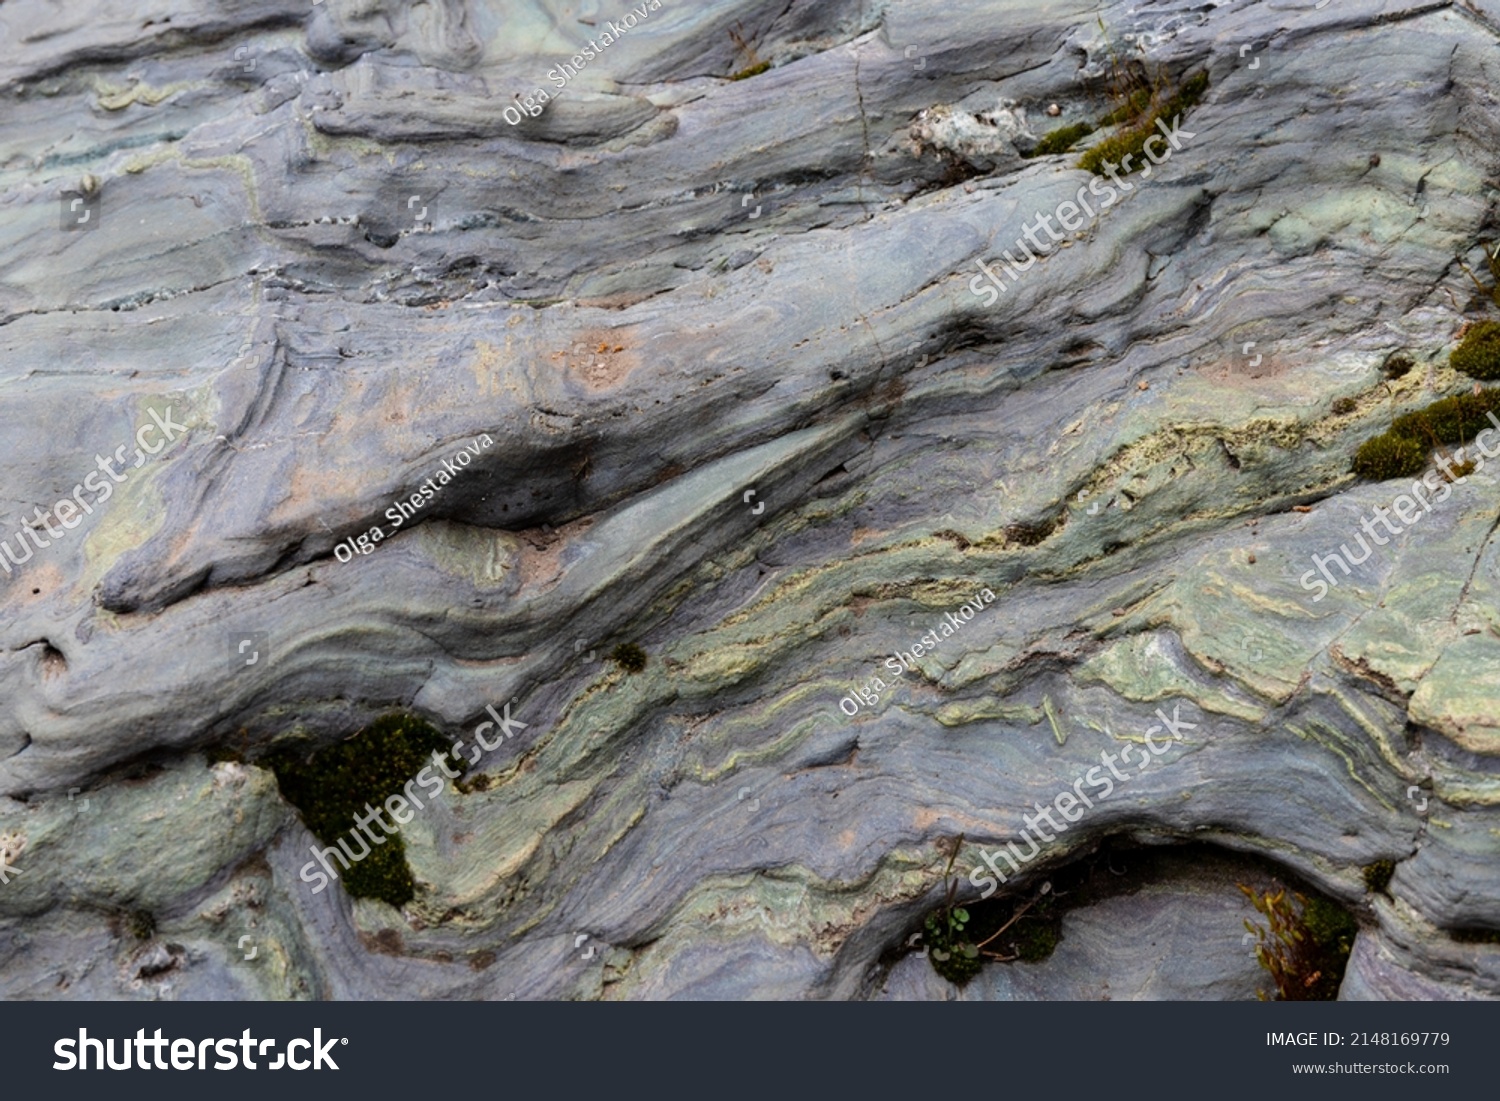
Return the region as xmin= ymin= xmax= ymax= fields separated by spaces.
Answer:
xmin=0 ymin=0 xmax=1497 ymax=1000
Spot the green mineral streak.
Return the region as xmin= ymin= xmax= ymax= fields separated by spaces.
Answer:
xmin=1043 ymin=694 xmax=1067 ymax=746
xmin=1283 ymin=718 xmax=1387 ymax=808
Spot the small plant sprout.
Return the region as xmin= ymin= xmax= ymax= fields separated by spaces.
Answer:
xmin=922 ymin=835 xmax=983 ymax=985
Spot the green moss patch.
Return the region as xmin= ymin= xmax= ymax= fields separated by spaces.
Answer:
xmin=1352 ymin=387 xmax=1500 ymax=481
xmin=1079 ymin=70 xmax=1208 ymax=176
xmin=1299 ymin=896 xmax=1359 ymax=996
xmin=916 ymin=842 xmax=1076 ymax=987
xmin=1383 ymin=352 xmax=1415 ymax=379
xmin=267 ymin=712 xmax=460 ymax=908
xmin=1390 ymin=389 xmax=1500 ymax=443
xmin=1027 ymin=120 xmax=1096 ymax=158
xmin=955 ymin=885 xmax=1063 ymax=966
xmin=1362 ymin=859 xmax=1395 ymax=894
xmin=1013 ymin=919 xmax=1061 ymax=962
xmin=1351 ymin=434 xmax=1428 ymax=480
xmin=1451 ymin=321 xmax=1500 ymax=380
xmin=729 ymin=60 xmax=771 ymax=81
xmin=1097 ymin=86 xmax=1152 ymax=127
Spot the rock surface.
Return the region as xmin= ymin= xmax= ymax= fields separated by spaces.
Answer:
xmin=1 ymin=0 xmax=1499 ymax=1000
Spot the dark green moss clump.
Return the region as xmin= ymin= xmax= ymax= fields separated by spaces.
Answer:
xmin=1382 ymin=351 xmax=1414 ymax=379
xmin=267 ymin=712 xmax=459 ymax=908
xmin=123 ymin=909 xmax=156 ymax=940
xmin=932 ymin=875 xmax=1065 ymax=977
xmin=1362 ymin=859 xmax=1395 ymax=894
xmin=1300 ymin=896 xmax=1358 ymax=998
xmin=973 ymin=888 xmax=1062 ymax=963
xmin=1351 ymin=433 xmax=1427 ymax=480
xmin=1451 ymin=321 xmax=1500 ymax=380
xmin=916 ymin=837 xmax=985 ymax=986
xmin=729 ymin=60 xmax=771 ymax=81
xmin=1013 ymin=918 xmax=1061 ymax=962
xmin=1027 ymin=120 xmax=1096 ymax=158
xmin=923 ymin=906 xmax=983 ymax=985
xmin=1079 ymin=70 xmax=1208 ymax=176
xmin=1171 ymin=70 xmax=1211 ymax=113
xmin=1453 ymin=927 xmax=1500 ymax=945
xmin=1389 ymin=389 xmax=1500 ymax=443
xmin=1097 ymin=86 xmax=1152 ymax=127
xmin=1351 ymin=387 xmax=1500 ymax=481
xmin=1078 ymin=129 xmax=1144 ymax=177
xmin=610 ymin=642 xmax=648 ymax=673
xmin=1006 ymin=514 xmax=1059 ymax=547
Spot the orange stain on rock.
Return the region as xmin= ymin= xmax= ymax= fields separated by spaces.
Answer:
xmin=553 ymin=327 xmax=642 ymax=390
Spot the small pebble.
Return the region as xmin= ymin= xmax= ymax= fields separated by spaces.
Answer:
xmin=1046 ymin=103 xmax=1061 ymax=116
xmin=1368 ymin=153 xmax=1381 ymax=168
xmin=1248 ymin=553 xmax=1257 ymax=564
